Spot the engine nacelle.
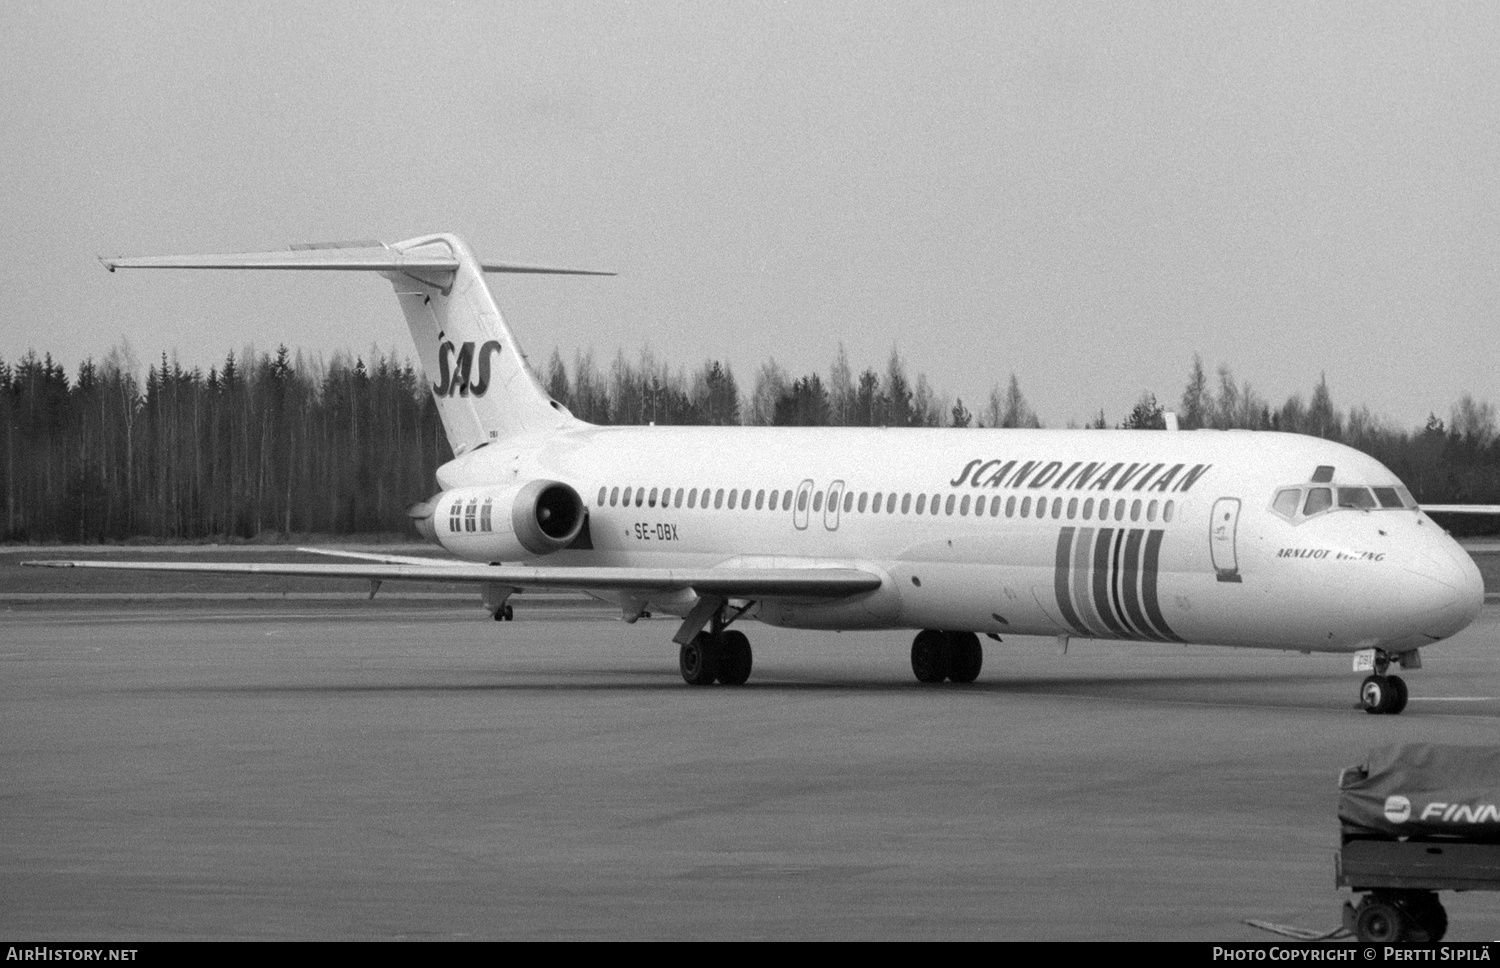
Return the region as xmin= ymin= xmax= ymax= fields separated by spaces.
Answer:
xmin=407 ymin=479 xmax=586 ymax=561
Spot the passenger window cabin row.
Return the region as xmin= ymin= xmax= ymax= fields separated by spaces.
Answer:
xmin=596 ymin=484 xmax=1177 ymax=525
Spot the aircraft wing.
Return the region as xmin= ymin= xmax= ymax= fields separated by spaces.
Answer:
xmin=295 ymin=547 xmax=470 ymax=567
xmin=1421 ymin=505 xmax=1500 ymax=515
xmin=20 ymin=559 xmax=882 ymax=599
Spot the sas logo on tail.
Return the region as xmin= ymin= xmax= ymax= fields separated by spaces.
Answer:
xmin=433 ymin=340 xmax=502 ymax=397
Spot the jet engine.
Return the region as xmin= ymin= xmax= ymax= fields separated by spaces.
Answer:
xmin=407 ymin=479 xmax=587 ymax=561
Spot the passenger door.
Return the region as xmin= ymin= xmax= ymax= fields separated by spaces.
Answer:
xmin=1210 ymin=497 xmax=1242 ymax=583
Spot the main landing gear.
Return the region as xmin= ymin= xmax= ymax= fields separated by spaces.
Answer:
xmin=676 ymin=598 xmax=755 ymax=686
xmin=679 ymin=629 xmax=753 ymax=686
xmin=910 ymin=629 xmax=983 ymax=684
xmin=1359 ymin=650 xmax=1410 ymax=715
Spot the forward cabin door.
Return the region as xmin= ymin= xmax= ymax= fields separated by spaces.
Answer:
xmin=1210 ymin=497 xmax=1242 ymax=583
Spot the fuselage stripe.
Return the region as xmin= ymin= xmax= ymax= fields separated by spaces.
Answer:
xmin=1121 ymin=528 xmax=1157 ymax=640
xmin=1051 ymin=523 xmax=1177 ymax=644
xmin=1110 ymin=529 xmax=1143 ymax=638
xmin=1054 ymin=527 xmax=1090 ymax=636
xmin=1092 ymin=527 xmax=1129 ymax=638
xmin=1071 ymin=526 xmax=1104 ymax=636
xmin=1141 ymin=528 xmax=1181 ymax=642
xmin=1110 ymin=529 xmax=1141 ymax=638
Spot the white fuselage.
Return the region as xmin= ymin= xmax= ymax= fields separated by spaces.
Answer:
xmin=429 ymin=425 xmax=1485 ymax=655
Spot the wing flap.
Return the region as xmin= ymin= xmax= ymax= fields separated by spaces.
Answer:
xmin=21 ymin=560 xmax=882 ymax=599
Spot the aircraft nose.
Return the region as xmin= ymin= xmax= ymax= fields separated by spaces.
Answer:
xmin=1401 ymin=541 xmax=1485 ymax=640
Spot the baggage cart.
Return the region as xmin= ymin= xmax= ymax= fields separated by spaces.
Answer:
xmin=1337 ymin=744 xmax=1500 ymax=942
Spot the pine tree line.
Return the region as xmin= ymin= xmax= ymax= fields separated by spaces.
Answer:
xmin=1 ymin=347 xmax=449 ymax=542
xmin=4 ymin=344 xmax=1498 ymax=541
xmin=547 ymin=343 xmax=1037 ymax=430
xmin=1167 ymin=354 xmax=1500 ymax=513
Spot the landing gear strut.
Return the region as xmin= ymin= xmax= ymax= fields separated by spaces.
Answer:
xmin=911 ymin=630 xmax=984 ymax=684
xmin=1359 ymin=650 xmax=1409 ymax=715
xmin=677 ymin=601 xmax=754 ymax=686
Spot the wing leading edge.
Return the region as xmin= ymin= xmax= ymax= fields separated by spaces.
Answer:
xmin=21 ymin=559 xmax=883 ymax=599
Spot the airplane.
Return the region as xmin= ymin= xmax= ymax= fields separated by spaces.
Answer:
xmin=24 ymin=233 xmax=1488 ymax=715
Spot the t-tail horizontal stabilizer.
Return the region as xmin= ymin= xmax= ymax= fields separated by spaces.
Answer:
xmin=99 ymin=234 xmax=614 ymax=454
xmin=100 ymin=243 xmax=615 ymax=277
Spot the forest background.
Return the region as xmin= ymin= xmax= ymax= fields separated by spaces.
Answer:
xmin=4 ymin=342 xmax=1497 ymax=543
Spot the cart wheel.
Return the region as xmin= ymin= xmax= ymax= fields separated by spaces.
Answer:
xmin=1408 ymin=893 xmax=1447 ymax=943
xmin=1354 ymin=895 xmax=1406 ymax=943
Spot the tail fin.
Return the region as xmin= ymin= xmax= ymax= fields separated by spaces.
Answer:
xmin=101 ymin=234 xmax=612 ymax=453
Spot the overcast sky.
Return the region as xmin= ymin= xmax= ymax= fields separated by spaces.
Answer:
xmin=3 ymin=1 xmax=1496 ymax=429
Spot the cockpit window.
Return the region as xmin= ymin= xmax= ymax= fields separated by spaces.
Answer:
xmin=1276 ymin=479 xmax=1417 ymax=523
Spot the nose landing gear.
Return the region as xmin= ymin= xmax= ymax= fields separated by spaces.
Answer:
xmin=1360 ymin=673 xmax=1408 ymax=715
xmin=1358 ymin=650 xmax=1411 ymax=715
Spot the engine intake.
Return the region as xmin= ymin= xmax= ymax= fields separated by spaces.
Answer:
xmin=512 ymin=479 xmax=586 ymax=553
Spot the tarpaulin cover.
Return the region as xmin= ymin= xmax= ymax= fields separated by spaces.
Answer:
xmin=1340 ymin=744 xmax=1500 ymax=840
